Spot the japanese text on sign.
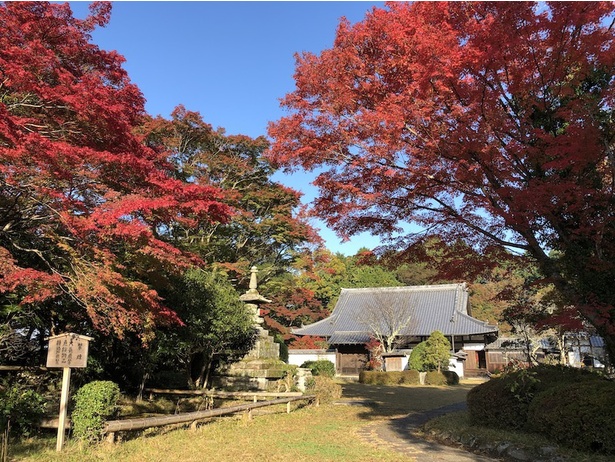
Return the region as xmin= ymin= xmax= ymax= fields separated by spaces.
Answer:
xmin=46 ymin=335 xmax=90 ymax=368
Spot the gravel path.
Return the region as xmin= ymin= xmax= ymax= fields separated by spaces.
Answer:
xmin=355 ymin=402 xmax=500 ymax=461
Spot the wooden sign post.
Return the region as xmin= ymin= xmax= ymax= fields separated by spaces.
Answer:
xmin=46 ymin=333 xmax=92 ymax=452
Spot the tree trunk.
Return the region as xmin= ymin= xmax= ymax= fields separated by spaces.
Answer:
xmin=598 ymin=330 xmax=615 ymax=373
xmin=195 ymin=352 xmax=213 ymax=389
xmin=186 ymin=361 xmax=195 ymax=390
xmin=137 ymin=372 xmax=149 ymax=402
xmin=556 ymin=333 xmax=567 ymax=365
xmin=202 ymin=357 xmax=214 ymax=390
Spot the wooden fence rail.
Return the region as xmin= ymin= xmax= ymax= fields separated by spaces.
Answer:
xmin=104 ymin=395 xmax=316 ymax=442
xmin=144 ymin=388 xmax=303 ymax=402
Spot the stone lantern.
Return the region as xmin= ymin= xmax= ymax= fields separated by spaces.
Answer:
xmin=213 ymin=266 xmax=287 ymax=391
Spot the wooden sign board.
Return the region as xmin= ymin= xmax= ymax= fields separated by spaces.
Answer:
xmin=46 ymin=333 xmax=92 ymax=369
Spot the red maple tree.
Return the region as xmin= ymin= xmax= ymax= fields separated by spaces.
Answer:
xmin=0 ymin=3 xmax=229 ymax=340
xmin=268 ymin=2 xmax=615 ymax=364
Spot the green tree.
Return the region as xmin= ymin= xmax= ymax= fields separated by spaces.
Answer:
xmin=140 ymin=106 xmax=319 ymax=285
xmin=409 ymin=331 xmax=451 ymax=372
xmin=155 ymin=268 xmax=256 ymax=389
xmin=408 ymin=342 xmax=428 ymax=372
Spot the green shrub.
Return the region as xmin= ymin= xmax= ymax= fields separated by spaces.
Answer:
xmin=389 ymin=371 xmax=406 ymax=383
xmin=72 ymin=381 xmax=120 ymax=443
xmin=527 ymin=380 xmax=615 ymax=454
xmin=275 ymin=335 xmax=289 ymax=363
xmin=467 ymin=369 xmax=539 ymax=430
xmin=305 ymin=376 xmax=342 ymax=404
xmin=399 ymin=369 xmax=420 ymax=385
xmin=408 ymin=342 xmax=428 ymax=371
xmin=0 ymin=380 xmax=46 ymax=437
xmin=359 ymin=371 xmax=395 ymax=385
xmin=442 ymin=370 xmax=459 ymax=385
xmin=359 ymin=369 xmax=426 ymax=386
xmin=528 ymin=364 xmax=602 ymax=394
xmin=300 ymin=359 xmax=335 ymax=378
xmin=424 ymin=371 xmax=447 ymax=386
xmin=467 ymin=365 xmax=604 ymax=431
xmin=359 ymin=370 xmax=380 ymax=385
xmin=408 ymin=332 xmax=451 ymax=372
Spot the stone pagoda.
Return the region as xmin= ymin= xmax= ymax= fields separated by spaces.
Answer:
xmin=212 ymin=266 xmax=287 ymax=390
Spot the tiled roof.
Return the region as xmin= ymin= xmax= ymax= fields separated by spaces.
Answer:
xmin=328 ymin=331 xmax=372 ymax=345
xmin=486 ymin=337 xmax=529 ymax=350
xmin=294 ymin=283 xmax=498 ymax=343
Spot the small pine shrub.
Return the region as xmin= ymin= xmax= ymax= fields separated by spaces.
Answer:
xmin=305 ymin=376 xmax=342 ymax=404
xmin=424 ymin=371 xmax=447 ymax=386
xmin=408 ymin=332 xmax=451 ymax=372
xmin=408 ymin=342 xmax=428 ymax=371
xmin=527 ymin=380 xmax=615 ymax=454
xmin=72 ymin=381 xmax=120 ymax=443
xmin=300 ymin=359 xmax=335 ymax=378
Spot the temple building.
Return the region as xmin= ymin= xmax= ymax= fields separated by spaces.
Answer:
xmin=291 ymin=283 xmax=498 ymax=377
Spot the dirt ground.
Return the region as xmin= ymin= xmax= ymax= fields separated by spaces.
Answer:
xmin=337 ymin=380 xmax=499 ymax=461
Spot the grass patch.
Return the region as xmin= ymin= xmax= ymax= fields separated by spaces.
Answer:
xmin=8 ymin=379 xmax=478 ymax=462
xmin=10 ymin=403 xmax=407 ymax=462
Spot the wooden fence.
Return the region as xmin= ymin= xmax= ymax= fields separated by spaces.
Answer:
xmin=144 ymin=388 xmax=304 ymax=402
xmin=104 ymin=394 xmax=316 ymax=442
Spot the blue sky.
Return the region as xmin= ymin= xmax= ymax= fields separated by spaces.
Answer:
xmin=69 ymin=1 xmax=386 ymax=255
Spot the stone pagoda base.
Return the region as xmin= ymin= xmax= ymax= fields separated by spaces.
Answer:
xmin=212 ymin=327 xmax=288 ymax=391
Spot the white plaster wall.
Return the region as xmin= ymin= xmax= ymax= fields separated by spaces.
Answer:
xmin=462 ymin=343 xmax=485 ymax=351
xmin=449 ymin=357 xmax=465 ymax=378
xmin=287 ymin=350 xmax=337 ymax=368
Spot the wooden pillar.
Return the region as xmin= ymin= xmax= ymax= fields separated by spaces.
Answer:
xmin=56 ymin=367 xmax=71 ymax=452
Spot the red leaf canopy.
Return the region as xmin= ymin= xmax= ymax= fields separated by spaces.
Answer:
xmin=0 ymin=2 xmax=230 ymax=339
xmin=268 ymin=2 xmax=615 ymax=351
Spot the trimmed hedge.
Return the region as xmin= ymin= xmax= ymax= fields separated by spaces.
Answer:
xmin=359 ymin=371 xmax=389 ymax=385
xmin=300 ymin=359 xmax=336 ymax=378
xmin=399 ymin=369 xmax=420 ymax=385
xmin=72 ymin=381 xmax=120 ymax=443
xmin=425 ymin=371 xmax=447 ymax=386
xmin=442 ymin=370 xmax=459 ymax=385
xmin=359 ymin=370 xmax=420 ymax=386
xmin=527 ymin=380 xmax=615 ymax=454
xmin=467 ymin=365 xmax=605 ymax=431
xmin=467 ymin=371 xmax=534 ymax=429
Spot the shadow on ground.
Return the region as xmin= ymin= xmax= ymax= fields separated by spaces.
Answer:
xmin=337 ymin=380 xmax=500 ymax=461
xmin=339 ymin=381 xmax=474 ymax=420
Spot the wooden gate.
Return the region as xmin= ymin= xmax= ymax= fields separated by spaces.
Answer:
xmin=337 ymin=352 xmax=368 ymax=375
